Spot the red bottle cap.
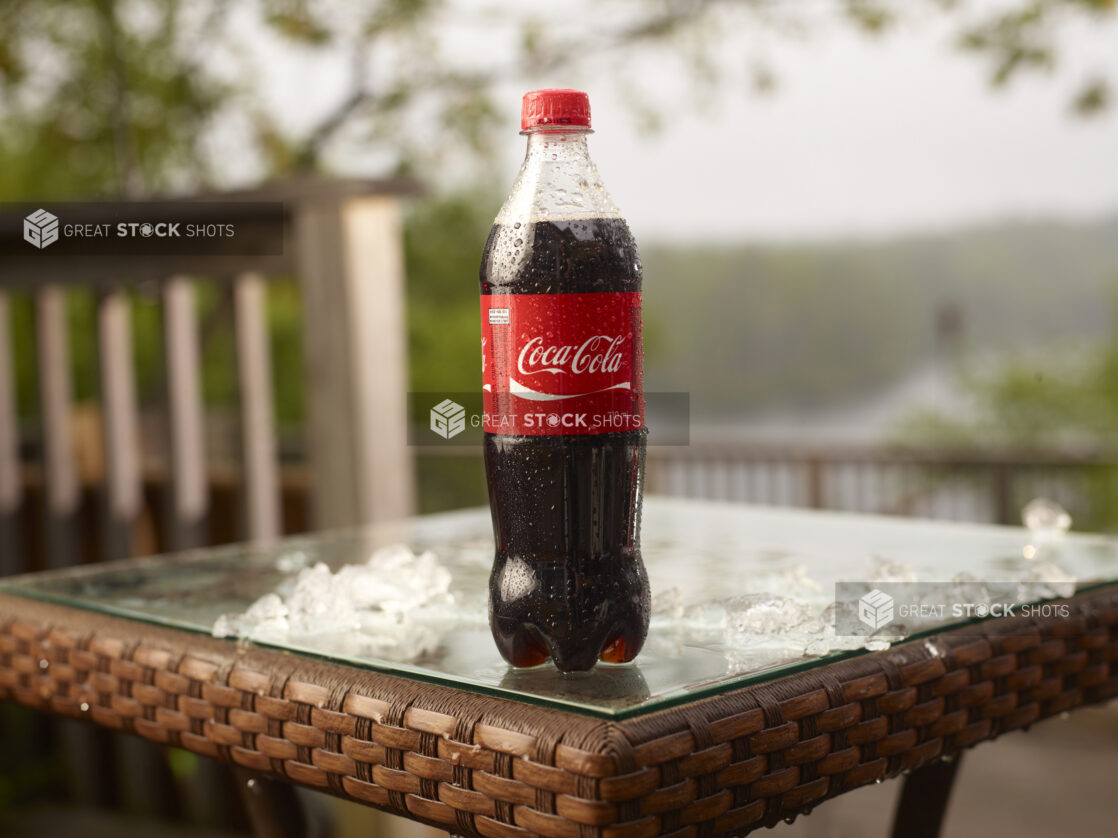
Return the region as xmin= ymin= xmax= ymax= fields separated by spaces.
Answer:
xmin=521 ymin=89 xmax=591 ymax=130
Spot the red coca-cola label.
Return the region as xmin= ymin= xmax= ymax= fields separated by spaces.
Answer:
xmin=481 ymin=292 xmax=644 ymax=435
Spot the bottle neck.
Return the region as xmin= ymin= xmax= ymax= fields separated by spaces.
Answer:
xmin=496 ymin=127 xmax=620 ymax=224
xmin=523 ymin=127 xmax=593 ymax=163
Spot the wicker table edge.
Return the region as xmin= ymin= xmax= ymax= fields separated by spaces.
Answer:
xmin=2 ymin=585 xmax=1117 ymax=838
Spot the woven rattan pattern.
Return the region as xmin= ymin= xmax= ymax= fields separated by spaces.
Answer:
xmin=3 ymin=588 xmax=1118 ymax=837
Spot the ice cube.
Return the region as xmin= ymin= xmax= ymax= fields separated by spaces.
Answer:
xmin=651 ymin=587 xmax=684 ymax=619
xmin=1022 ymin=498 xmax=1072 ymax=538
xmin=1018 ymin=561 xmax=1076 ymax=600
xmin=211 ymin=544 xmax=471 ymax=662
xmin=724 ymin=594 xmax=811 ymax=636
xmin=867 ymin=555 xmax=917 ymax=584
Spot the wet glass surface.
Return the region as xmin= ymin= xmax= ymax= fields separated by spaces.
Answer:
xmin=4 ymin=498 xmax=1116 ymax=718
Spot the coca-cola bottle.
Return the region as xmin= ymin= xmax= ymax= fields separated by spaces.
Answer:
xmin=480 ymin=89 xmax=649 ymax=672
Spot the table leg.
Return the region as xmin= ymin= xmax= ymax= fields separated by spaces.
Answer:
xmin=890 ymin=755 xmax=962 ymax=838
xmin=234 ymin=768 xmax=308 ymax=838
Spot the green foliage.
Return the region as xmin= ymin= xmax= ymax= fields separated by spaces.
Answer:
xmin=954 ymin=0 xmax=1116 ymax=112
xmin=2 ymin=0 xmax=1110 ymax=205
xmin=893 ymin=284 xmax=1118 ymax=531
xmin=267 ymin=280 xmax=307 ymax=431
xmin=0 ymin=0 xmax=230 ymax=199
xmin=403 ymin=191 xmax=497 ymax=393
xmin=416 ymin=454 xmax=488 ymax=514
xmin=899 ymin=294 xmax=1118 ymax=450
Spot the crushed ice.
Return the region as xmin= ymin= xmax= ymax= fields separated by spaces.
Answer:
xmin=649 ymin=496 xmax=1079 ymax=665
xmin=214 ymin=498 xmax=1081 ymax=668
xmin=213 ymin=544 xmax=467 ymax=661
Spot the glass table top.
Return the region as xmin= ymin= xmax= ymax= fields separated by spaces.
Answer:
xmin=4 ymin=497 xmax=1117 ymax=719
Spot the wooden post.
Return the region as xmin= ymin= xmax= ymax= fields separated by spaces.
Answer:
xmin=806 ymin=457 xmax=825 ymax=510
xmin=162 ymin=277 xmax=208 ymax=549
xmin=35 ymin=285 xmax=80 ymax=569
xmin=36 ymin=285 xmax=119 ymax=807
xmin=992 ymin=463 xmax=1013 ymax=526
xmin=234 ymin=272 xmax=281 ymax=542
xmin=97 ymin=287 xmax=142 ymax=560
xmin=295 ymin=195 xmax=414 ymax=529
xmin=0 ymin=292 xmax=21 ymax=574
xmin=231 ymin=273 xmax=307 ymax=836
xmin=98 ymin=286 xmax=182 ymax=818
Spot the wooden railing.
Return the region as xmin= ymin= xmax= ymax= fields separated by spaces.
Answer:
xmin=643 ymin=442 xmax=1118 ymax=527
xmin=409 ymin=441 xmax=1118 ymax=528
xmin=0 ymin=176 xmax=419 ymax=574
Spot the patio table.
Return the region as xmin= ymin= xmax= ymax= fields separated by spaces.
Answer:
xmin=2 ymin=497 xmax=1117 ymax=838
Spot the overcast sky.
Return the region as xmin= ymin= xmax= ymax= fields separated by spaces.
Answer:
xmin=249 ymin=2 xmax=1118 ymax=243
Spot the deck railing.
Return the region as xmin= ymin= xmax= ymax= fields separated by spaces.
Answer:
xmin=0 ymin=177 xmax=419 ymax=572
xmin=643 ymin=442 xmax=1118 ymax=527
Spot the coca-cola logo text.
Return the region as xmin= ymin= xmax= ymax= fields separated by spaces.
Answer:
xmin=517 ymin=335 xmax=626 ymax=376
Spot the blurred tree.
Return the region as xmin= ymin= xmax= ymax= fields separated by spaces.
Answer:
xmin=895 ymin=290 xmax=1118 ymax=529
xmin=0 ymin=0 xmax=1114 ymax=457
xmin=1 ymin=0 xmax=1114 ymax=201
xmin=899 ymin=304 xmax=1118 ymax=451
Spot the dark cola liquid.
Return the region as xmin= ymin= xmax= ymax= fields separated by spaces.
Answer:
xmin=481 ymin=217 xmax=649 ymax=672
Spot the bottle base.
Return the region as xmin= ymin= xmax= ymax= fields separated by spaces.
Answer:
xmin=493 ymin=622 xmax=645 ymax=672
